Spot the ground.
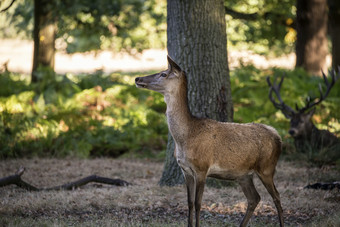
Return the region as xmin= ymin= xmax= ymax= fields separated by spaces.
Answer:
xmin=0 ymin=158 xmax=339 ymax=227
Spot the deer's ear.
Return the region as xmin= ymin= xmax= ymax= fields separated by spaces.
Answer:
xmin=167 ymin=55 xmax=182 ymax=73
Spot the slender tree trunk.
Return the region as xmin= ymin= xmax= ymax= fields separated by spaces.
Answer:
xmin=159 ymin=0 xmax=233 ymax=186
xmin=295 ymin=0 xmax=328 ymax=75
xmin=32 ymin=0 xmax=56 ymax=83
xmin=329 ymin=0 xmax=340 ymax=70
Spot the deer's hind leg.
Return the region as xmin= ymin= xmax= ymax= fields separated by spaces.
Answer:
xmin=257 ymin=171 xmax=284 ymax=227
xmin=237 ymin=174 xmax=261 ymax=227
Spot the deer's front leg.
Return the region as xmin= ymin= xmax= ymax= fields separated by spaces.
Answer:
xmin=194 ymin=174 xmax=206 ymax=227
xmin=183 ymin=171 xmax=195 ymax=227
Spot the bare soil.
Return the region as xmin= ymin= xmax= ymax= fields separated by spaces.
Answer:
xmin=0 ymin=158 xmax=339 ymax=226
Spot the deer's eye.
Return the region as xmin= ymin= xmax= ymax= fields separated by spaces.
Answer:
xmin=160 ymin=73 xmax=167 ymax=77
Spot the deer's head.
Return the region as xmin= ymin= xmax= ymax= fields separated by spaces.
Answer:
xmin=135 ymin=55 xmax=185 ymax=95
xmin=267 ymin=70 xmax=339 ymax=139
xmin=288 ymin=109 xmax=315 ymax=138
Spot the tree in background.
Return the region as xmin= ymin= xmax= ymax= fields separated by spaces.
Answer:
xmin=5 ymin=0 xmax=165 ymax=53
xmin=32 ymin=0 xmax=56 ymax=82
xmin=3 ymin=0 xmax=166 ymax=82
xmin=295 ymin=0 xmax=328 ymax=75
xmin=159 ymin=0 xmax=233 ymax=186
xmin=329 ymin=0 xmax=340 ymax=70
xmin=225 ymin=0 xmax=339 ymax=74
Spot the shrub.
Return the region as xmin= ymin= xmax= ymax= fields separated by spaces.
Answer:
xmin=1 ymin=67 xmax=339 ymax=166
xmin=0 ymin=70 xmax=167 ymax=158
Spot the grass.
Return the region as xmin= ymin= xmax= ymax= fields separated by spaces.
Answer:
xmin=0 ymin=159 xmax=339 ymax=226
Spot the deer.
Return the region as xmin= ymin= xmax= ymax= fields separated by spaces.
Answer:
xmin=266 ymin=71 xmax=340 ymax=155
xmin=135 ymin=55 xmax=284 ymax=227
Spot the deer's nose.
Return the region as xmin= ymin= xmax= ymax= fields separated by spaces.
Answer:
xmin=135 ymin=77 xmax=140 ymax=83
xmin=288 ymin=129 xmax=295 ymax=136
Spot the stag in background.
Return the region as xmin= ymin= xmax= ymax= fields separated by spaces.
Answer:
xmin=267 ymin=70 xmax=340 ymax=159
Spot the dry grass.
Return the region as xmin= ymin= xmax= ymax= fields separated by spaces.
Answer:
xmin=0 ymin=158 xmax=339 ymax=227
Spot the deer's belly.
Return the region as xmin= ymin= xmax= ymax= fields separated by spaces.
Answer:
xmin=207 ymin=164 xmax=253 ymax=180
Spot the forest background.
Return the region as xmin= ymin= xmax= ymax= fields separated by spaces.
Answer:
xmin=0 ymin=0 xmax=339 ymax=164
xmin=0 ymin=0 xmax=340 ymax=226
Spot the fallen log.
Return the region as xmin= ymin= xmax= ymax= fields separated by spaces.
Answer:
xmin=304 ymin=182 xmax=340 ymax=190
xmin=0 ymin=167 xmax=130 ymax=191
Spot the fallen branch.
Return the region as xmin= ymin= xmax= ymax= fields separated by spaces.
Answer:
xmin=0 ymin=167 xmax=130 ymax=191
xmin=0 ymin=0 xmax=16 ymax=13
xmin=46 ymin=175 xmax=130 ymax=190
xmin=0 ymin=167 xmax=39 ymax=191
xmin=304 ymin=182 xmax=340 ymax=190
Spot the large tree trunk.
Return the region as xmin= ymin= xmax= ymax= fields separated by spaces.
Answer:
xmin=329 ymin=0 xmax=340 ymax=70
xmin=295 ymin=0 xmax=328 ymax=75
xmin=159 ymin=0 xmax=233 ymax=186
xmin=32 ymin=0 xmax=56 ymax=83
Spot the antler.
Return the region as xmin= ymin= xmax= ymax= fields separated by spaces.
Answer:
xmin=266 ymin=75 xmax=296 ymax=118
xmin=297 ymin=69 xmax=340 ymax=113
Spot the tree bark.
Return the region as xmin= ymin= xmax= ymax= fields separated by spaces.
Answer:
xmin=159 ymin=0 xmax=233 ymax=186
xmin=329 ymin=0 xmax=340 ymax=70
xmin=295 ymin=0 xmax=328 ymax=75
xmin=32 ymin=0 xmax=56 ymax=82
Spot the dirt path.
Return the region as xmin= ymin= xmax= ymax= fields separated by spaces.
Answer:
xmin=0 ymin=159 xmax=339 ymax=226
xmin=1 ymin=39 xmax=328 ymax=75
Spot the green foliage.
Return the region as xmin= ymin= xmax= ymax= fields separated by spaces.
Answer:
xmin=0 ymin=70 xmax=167 ymax=158
xmin=0 ymin=0 xmax=33 ymax=39
xmin=226 ymin=0 xmax=296 ymax=55
xmin=2 ymin=0 xmax=297 ymax=56
xmin=1 ymin=0 xmax=166 ymax=53
xmin=1 ymin=67 xmax=339 ymax=165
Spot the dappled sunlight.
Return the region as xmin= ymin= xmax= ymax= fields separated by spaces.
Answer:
xmin=0 ymin=91 xmax=35 ymax=113
xmin=1 ymin=39 xmax=333 ymax=74
xmin=0 ymin=0 xmax=339 ymax=225
xmin=0 ymin=71 xmax=168 ymax=158
xmin=203 ymin=201 xmax=247 ymax=214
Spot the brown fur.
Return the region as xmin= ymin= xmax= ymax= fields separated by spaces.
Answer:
xmin=135 ymin=56 xmax=284 ymax=227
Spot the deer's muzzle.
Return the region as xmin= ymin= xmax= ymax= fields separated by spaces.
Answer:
xmin=135 ymin=77 xmax=147 ymax=88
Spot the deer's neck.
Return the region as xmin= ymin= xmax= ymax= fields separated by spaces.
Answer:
xmin=294 ymin=124 xmax=319 ymax=149
xmin=164 ymin=77 xmax=193 ymax=144
xmin=306 ymin=124 xmax=319 ymax=141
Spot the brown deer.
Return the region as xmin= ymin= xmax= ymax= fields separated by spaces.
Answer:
xmin=266 ymin=71 xmax=340 ymax=154
xmin=135 ymin=56 xmax=284 ymax=227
